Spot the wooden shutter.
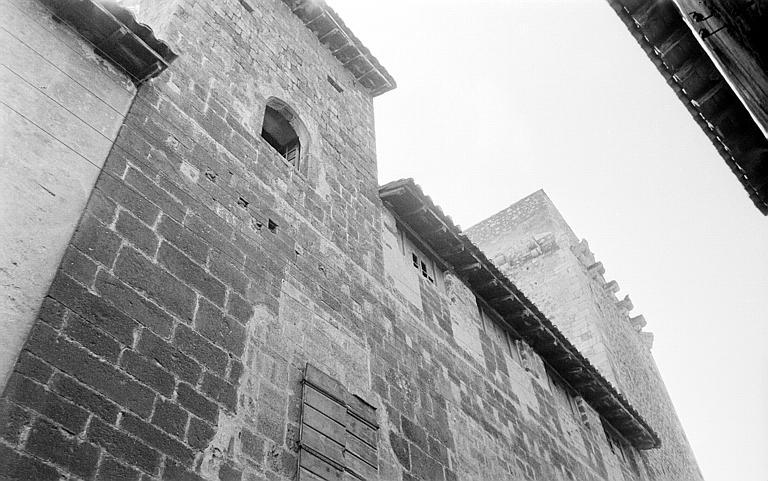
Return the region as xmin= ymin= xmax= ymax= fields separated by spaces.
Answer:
xmin=285 ymin=142 xmax=300 ymax=168
xmin=299 ymin=364 xmax=379 ymax=481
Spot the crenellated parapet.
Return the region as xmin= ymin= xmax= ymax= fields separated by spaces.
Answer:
xmin=571 ymin=238 xmax=653 ymax=350
xmin=490 ymin=232 xmax=655 ymax=350
xmin=604 ymin=279 xmax=620 ymax=295
xmin=489 ymin=232 xmax=559 ymax=272
xmin=616 ymin=295 xmax=633 ymax=314
xmin=587 ymin=261 xmax=605 ymax=277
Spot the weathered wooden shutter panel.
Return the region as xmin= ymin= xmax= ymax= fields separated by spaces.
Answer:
xmin=299 ymin=364 xmax=379 ymax=481
xmin=285 ymin=143 xmax=300 ymax=168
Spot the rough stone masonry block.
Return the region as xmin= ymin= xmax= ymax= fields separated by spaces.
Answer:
xmin=115 ymin=210 xmax=160 ymax=256
xmin=87 ymin=417 xmax=161 ymax=475
xmin=49 ymin=273 xmax=139 ymax=345
xmin=158 ymin=215 xmax=211 ymax=266
xmin=95 ymin=457 xmax=141 ymax=481
xmin=172 ymin=323 xmax=229 ymax=375
xmin=194 ymin=299 xmax=246 ymax=356
xmin=115 ymin=247 xmax=197 ymax=322
xmin=60 ymin=245 xmax=99 ymax=286
xmin=151 ymin=397 xmax=189 ymax=439
xmin=137 ymin=330 xmax=201 ymax=385
xmin=3 ymin=373 xmax=89 ymax=435
xmin=0 ymin=444 xmax=60 ymax=481
xmin=63 ymin=314 xmax=122 ymax=362
xmin=120 ymin=350 xmax=176 ymax=397
xmin=177 ymin=383 xmax=218 ymax=424
xmin=95 ymin=271 xmax=175 ymax=338
xmin=186 ymin=416 xmax=215 ymax=451
xmin=0 ymin=399 xmax=32 ymax=445
xmin=119 ymin=412 xmax=195 ymax=464
xmin=25 ymin=418 xmax=100 ymax=479
xmin=50 ymin=372 xmax=120 ymax=424
xmin=157 ymin=242 xmax=226 ymax=307
xmin=200 ymin=372 xmax=237 ymax=412
xmin=25 ymin=322 xmax=155 ymax=418
xmin=98 ymin=175 xmax=160 ymax=226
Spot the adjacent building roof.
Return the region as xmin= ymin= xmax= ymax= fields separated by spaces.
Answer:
xmin=380 ymin=179 xmax=661 ymax=450
xmin=606 ymin=0 xmax=768 ymax=214
xmin=41 ymin=0 xmax=177 ymax=84
xmin=283 ymin=0 xmax=396 ymax=96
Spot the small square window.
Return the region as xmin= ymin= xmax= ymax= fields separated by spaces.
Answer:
xmin=411 ymin=252 xmax=435 ymax=284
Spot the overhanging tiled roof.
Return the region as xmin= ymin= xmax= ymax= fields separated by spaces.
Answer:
xmin=379 ymin=179 xmax=661 ymax=450
xmin=41 ymin=0 xmax=177 ymax=84
xmin=283 ymin=0 xmax=396 ymax=96
xmin=606 ymin=0 xmax=768 ymax=214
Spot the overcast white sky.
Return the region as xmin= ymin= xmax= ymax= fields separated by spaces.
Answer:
xmin=330 ymin=1 xmax=768 ymax=480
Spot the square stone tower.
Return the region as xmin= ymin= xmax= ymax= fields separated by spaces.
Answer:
xmin=467 ymin=190 xmax=703 ymax=481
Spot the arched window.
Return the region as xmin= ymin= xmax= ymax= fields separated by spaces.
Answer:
xmin=261 ymin=99 xmax=303 ymax=170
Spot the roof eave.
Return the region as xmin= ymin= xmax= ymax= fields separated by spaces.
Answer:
xmin=41 ymin=0 xmax=178 ymax=84
xmin=605 ymin=0 xmax=768 ymax=214
xmin=283 ymin=0 xmax=396 ymax=97
xmin=380 ymin=179 xmax=661 ymax=450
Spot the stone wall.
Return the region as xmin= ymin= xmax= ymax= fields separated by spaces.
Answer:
xmin=0 ymin=0 xmax=137 ymax=390
xmin=463 ymin=191 xmax=623 ymax=388
xmin=466 ymin=190 xmax=703 ymax=481
xmin=0 ymin=1 xmax=689 ymax=480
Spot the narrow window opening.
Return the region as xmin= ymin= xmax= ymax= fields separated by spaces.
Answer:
xmin=402 ymin=231 xmax=442 ymax=291
xmin=261 ymin=104 xmax=301 ymax=169
xmin=565 ymin=390 xmax=577 ymax=417
xmin=575 ymin=397 xmax=591 ymax=428
xmin=327 ymin=75 xmax=344 ymax=93
xmin=411 ymin=253 xmax=435 ymax=284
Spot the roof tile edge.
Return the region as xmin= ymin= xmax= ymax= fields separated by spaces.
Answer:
xmin=605 ymin=0 xmax=768 ymax=214
xmin=379 ymin=178 xmax=661 ymax=450
xmin=40 ymin=0 xmax=177 ymax=84
xmin=283 ymin=0 xmax=396 ymax=96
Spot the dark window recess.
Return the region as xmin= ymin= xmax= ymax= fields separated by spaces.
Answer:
xmin=327 ymin=75 xmax=344 ymax=93
xmin=261 ymin=105 xmax=300 ymax=168
xmin=237 ymin=0 xmax=254 ymax=13
xmin=507 ymin=334 xmax=522 ymax=365
xmin=575 ymin=397 xmax=591 ymax=428
xmin=412 ymin=252 xmax=434 ymax=283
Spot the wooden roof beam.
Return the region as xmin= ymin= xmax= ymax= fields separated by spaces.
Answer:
xmin=435 ymin=244 xmax=466 ymax=258
xmin=455 ymin=262 xmax=483 ymax=274
xmin=476 ymin=278 xmax=502 ymax=291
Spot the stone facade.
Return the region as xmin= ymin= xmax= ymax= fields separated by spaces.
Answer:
xmin=466 ymin=190 xmax=703 ymax=481
xmin=0 ymin=0 xmax=137 ymax=390
xmin=0 ymin=1 xmax=701 ymax=480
